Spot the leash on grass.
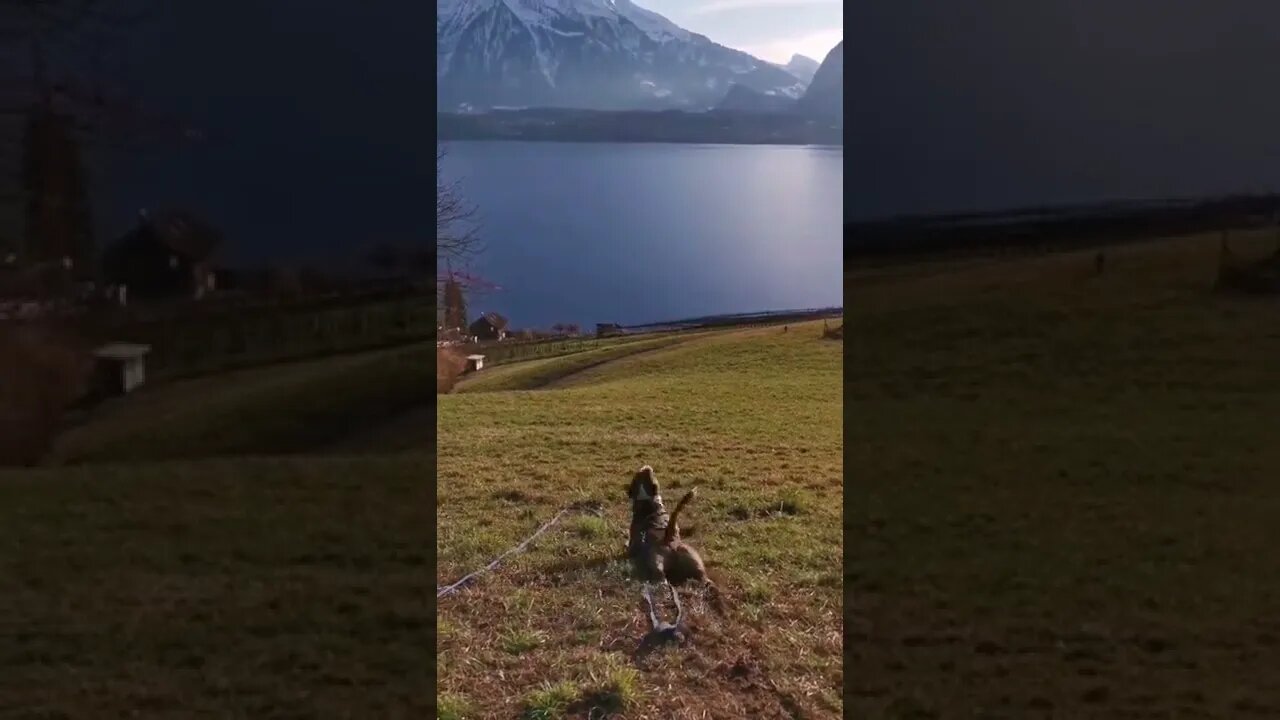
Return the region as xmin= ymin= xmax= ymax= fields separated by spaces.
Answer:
xmin=436 ymin=500 xmax=606 ymax=599
xmin=435 ymin=499 xmax=686 ymax=640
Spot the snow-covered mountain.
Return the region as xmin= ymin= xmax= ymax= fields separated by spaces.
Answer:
xmin=437 ymin=0 xmax=807 ymax=111
xmin=780 ymin=54 xmax=820 ymax=84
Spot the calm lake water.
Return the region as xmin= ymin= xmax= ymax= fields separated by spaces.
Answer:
xmin=440 ymin=142 xmax=843 ymax=329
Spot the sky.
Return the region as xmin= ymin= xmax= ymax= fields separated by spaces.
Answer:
xmin=639 ymin=0 xmax=842 ymax=65
xmin=849 ymin=0 xmax=1280 ymax=221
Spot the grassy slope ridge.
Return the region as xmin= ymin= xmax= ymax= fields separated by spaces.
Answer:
xmin=2 ymin=345 xmax=437 ymax=717
xmin=437 ymin=322 xmax=844 ymax=719
xmin=47 ymin=344 xmax=433 ymax=464
xmin=454 ymin=334 xmax=698 ymax=394
xmin=848 ymin=233 xmax=1280 ymax=716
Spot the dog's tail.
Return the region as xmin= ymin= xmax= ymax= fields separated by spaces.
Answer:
xmin=662 ymin=489 xmax=697 ymax=545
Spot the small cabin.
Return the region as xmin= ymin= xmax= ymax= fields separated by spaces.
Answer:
xmin=102 ymin=209 xmax=222 ymax=302
xmin=465 ymin=354 xmax=485 ymax=373
xmin=596 ymin=322 xmax=623 ymax=338
xmin=93 ymin=343 xmax=151 ymax=395
xmin=469 ymin=312 xmax=509 ymax=342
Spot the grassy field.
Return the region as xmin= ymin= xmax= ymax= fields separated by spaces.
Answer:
xmin=437 ymin=321 xmax=844 ymax=718
xmin=0 ymin=456 xmax=432 ymax=718
xmin=1 ymin=345 xmax=435 ymax=718
xmin=847 ymin=232 xmax=1280 ymax=716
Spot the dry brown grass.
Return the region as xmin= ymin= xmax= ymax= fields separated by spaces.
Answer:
xmin=437 ymin=345 xmax=466 ymax=394
xmin=0 ymin=324 xmax=91 ymax=465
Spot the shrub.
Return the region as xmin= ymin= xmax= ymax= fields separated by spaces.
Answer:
xmin=437 ymin=345 xmax=466 ymax=394
xmin=0 ymin=324 xmax=91 ymax=465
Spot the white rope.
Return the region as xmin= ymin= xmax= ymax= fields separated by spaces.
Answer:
xmin=436 ymin=501 xmax=604 ymax=599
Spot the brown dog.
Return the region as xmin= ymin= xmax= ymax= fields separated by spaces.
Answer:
xmin=625 ymin=465 xmax=710 ymax=587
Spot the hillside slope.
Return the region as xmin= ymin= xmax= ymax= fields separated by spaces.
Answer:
xmin=795 ymin=41 xmax=843 ymax=123
xmin=437 ymin=322 xmax=843 ymax=718
xmin=1 ymin=341 xmax=438 ymax=715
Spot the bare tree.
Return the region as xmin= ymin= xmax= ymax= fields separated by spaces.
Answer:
xmin=436 ymin=144 xmax=494 ymax=331
xmin=1 ymin=1 xmax=194 ymax=269
xmin=436 ymin=144 xmax=482 ymax=267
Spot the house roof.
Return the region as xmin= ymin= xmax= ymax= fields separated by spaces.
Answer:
xmin=472 ymin=312 xmax=508 ymax=330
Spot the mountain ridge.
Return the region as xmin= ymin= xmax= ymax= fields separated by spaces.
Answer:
xmin=437 ymin=0 xmax=807 ymax=111
xmin=795 ymin=41 xmax=843 ymax=122
xmin=781 ymin=53 xmax=820 ymax=84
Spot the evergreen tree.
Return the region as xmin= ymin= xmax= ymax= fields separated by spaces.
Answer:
xmin=442 ymin=275 xmax=467 ymax=330
xmin=22 ymin=107 xmax=95 ymax=275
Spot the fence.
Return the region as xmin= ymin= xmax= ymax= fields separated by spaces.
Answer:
xmin=70 ymin=291 xmax=436 ymax=381
xmin=464 ymin=336 xmax=618 ymax=366
xmin=458 ymin=306 xmax=844 ymax=368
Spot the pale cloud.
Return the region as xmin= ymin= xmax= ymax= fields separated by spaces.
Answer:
xmin=741 ymin=27 xmax=842 ymax=65
xmin=638 ymin=0 xmax=841 ymax=65
xmin=688 ymin=0 xmax=840 ymax=16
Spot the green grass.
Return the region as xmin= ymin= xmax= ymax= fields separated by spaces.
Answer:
xmin=437 ymin=692 xmax=473 ymax=720
xmin=519 ymin=660 xmax=642 ymax=719
xmin=848 ymin=231 xmax=1280 ymax=716
xmin=523 ymin=681 xmax=581 ymax=720
xmin=501 ymin=627 xmax=548 ymax=655
xmin=437 ymin=321 xmax=843 ymax=718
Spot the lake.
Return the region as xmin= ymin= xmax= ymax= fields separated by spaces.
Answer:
xmin=439 ymin=142 xmax=843 ymax=329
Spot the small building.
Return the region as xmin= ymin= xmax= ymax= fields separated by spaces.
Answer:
xmin=596 ymin=322 xmax=623 ymax=338
xmin=465 ymin=354 xmax=485 ymax=373
xmin=102 ymin=209 xmax=222 ymax=302
xmin=469 ymin=312 xmax=509 ymax=342
xmin=93 ymin=343 xmax=151 ymax=395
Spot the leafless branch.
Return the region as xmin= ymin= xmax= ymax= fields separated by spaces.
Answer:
xmin=437 ymin=144 xmax=483 ymax=267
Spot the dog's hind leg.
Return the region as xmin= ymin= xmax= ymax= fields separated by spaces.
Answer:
xmin=641 ymin=584 xmax=662 ymax=630
xmin=667 ymin=581 xmax=683 ymax=627
xmin=641 ymin=582 xmax=684 ymax=639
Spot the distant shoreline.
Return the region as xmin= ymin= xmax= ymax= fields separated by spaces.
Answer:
xmin=438 ymin=137 xmax=843 ymax=148
xmin=437 ymin=108 xmax=843 ymax=146
xmin=458 ymin=306 xmax=844 ymax=345
xmin=616 ymin=305 xmax=843 ymax=331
